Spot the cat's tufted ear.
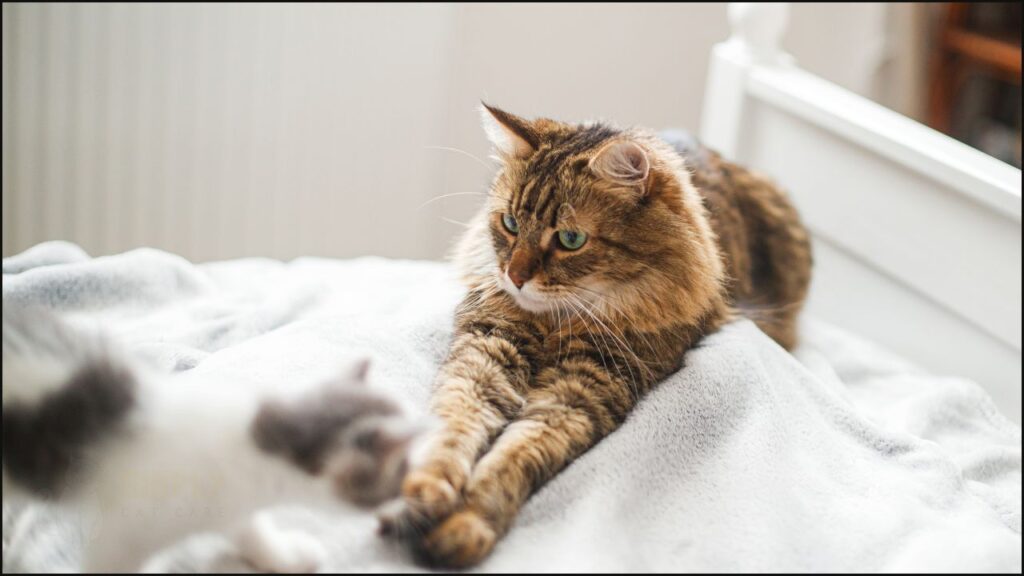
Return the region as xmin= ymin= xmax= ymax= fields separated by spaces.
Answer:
xmin=589 ymin=139 xmax=651 ymax=192
xmin=344 ymin=358 xmax=371 ymax=385
xmin=479 ymin=103 xmax=539 ymax=160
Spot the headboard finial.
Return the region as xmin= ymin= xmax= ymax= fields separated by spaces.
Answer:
xmin=726 ymin=3 xmax=790 ymax=65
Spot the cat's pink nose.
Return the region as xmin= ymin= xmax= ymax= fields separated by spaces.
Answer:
xmin=506 ymin=248 xmax=536 ymax=290
xmin=507 ymin=268 xmax=529 ymax=289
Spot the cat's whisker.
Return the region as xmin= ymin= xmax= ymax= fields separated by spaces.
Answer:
xmin=555 ymin=302 xmax=564 ymax=360
xmin=573 ymin=286 xmax=660 ymax=364
xmin=463 ymin=278 xmax=502 ymax=311
xmin=417 ymin=191 xmax=487 ymax=210
xmin=567 ymin=295 xmax=574 ymax=350
xmin=569 ymin=294 xmax=646 ymax=400
xmin=441 ymin=217 xmax=473 ymax=228
xmin=564 ymin=298 xmax=599 ymax=367
xmin=565 ymin=296 xmax=628 ymax=399
xmin=572 ymin=287 xmax=657 ymax=364
xmin=423 ymin=145 xmax=495 ymax=171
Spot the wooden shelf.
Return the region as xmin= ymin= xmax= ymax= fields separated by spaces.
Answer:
xmin=944 ymin=28 xmax=1022 ymax=79
xmin=927 ymin=2 xmax=1022 ymax=138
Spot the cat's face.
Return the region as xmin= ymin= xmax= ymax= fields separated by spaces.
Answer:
xmin=327 ymin=412 xmax=417 ymax=508
xmin=252 ymin=360 xmax=419 ymax=509
xmin=479 ymin=105 xmax=703 ymax=317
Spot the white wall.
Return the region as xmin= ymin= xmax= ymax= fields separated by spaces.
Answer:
xmin=2 ymin=3 xmax=905 ymax=262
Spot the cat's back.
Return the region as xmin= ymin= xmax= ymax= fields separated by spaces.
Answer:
xmin=659 ymin=130 xmax=812 ymax=349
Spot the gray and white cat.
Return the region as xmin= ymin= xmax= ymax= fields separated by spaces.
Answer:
xmin=2 ymin=307 xmax=420 ymax=572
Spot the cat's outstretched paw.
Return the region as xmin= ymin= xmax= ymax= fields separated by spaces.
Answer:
xmin=416 ymin=509 xmax=497 ymax=568
xmin=236 ymin=513 xmax=327 ymax=574
xmin=378 ymin=469 xmax=460 ymax=539
xmin=376 ymin=495 xmax=440 ymax=540
xmin=403 ymin=469 xmax=460 ymax=516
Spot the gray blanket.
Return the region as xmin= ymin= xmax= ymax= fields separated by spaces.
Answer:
xmin=3 ymin=242 xmax=1021 ymax=572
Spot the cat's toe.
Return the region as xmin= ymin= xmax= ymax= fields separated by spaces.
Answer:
xmin=376 ymin=494 xmax=442 ymax=541
xmin=416 ymin=509 xmax=496 ymax=569
xmin=377 ymin=499 xmax=424 ymax=540
xmin=403 ymin=469 xmax=459 ymax=513
xmin=377 ymin=468 xmax=460 ymax=539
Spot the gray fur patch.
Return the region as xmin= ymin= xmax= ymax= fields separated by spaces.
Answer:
xmin=251 ymin=385 xmax=400 ymax=474
xmin=3 ymin=308 xmax=137 ymax=498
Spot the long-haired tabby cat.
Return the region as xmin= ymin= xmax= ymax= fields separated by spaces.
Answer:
xmin=2 ymin=307 xmax=419 ymax=572
xmin=380 ymin=105 xmax=812 ymax=567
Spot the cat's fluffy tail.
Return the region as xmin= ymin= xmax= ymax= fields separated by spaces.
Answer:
xmin=2 ymin=307 xmax=138 ymax=500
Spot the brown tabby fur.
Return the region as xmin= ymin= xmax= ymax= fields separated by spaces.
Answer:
xmin=379 ymin=106 xmax=812 ymax=567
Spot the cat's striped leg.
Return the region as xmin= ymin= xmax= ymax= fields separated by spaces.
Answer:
xmin=418 ymin=359 xmax=632 ymax=567
xmin=380 ymin=328 xmax=532 ymax=538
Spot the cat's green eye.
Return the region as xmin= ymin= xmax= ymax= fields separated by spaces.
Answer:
xmin=502 ymin=213 xmax=520 ymax=235
xmin=557 ymin=230 xmax=588 ymax=251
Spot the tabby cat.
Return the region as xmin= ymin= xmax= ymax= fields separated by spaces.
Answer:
xmin=380 ymin=105 xmax=812 ymax=567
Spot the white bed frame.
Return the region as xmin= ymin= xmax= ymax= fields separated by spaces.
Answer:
xmin=700 ymin=4 xmax=1022 ymax=423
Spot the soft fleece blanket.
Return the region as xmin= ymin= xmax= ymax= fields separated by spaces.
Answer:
xmin=2 ymin=242 xmax=1021 ymax=573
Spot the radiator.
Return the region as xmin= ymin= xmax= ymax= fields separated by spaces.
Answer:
xmin=2 ymin=3 xmax=456 ymax=262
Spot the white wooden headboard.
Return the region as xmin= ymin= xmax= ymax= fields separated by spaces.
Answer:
xmin=700 ymin=4 xmax=1022 ymax=423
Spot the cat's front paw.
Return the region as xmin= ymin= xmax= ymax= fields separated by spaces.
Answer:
xmin=403 ymin=469 xmax=460 ymax=515
xmin=377 ymin=469 xmax=460 ymax=539
xmin=416 ymin=509 xmax=497 ymax=568
xmin=236 ymin=513 xmax=327 ymax=574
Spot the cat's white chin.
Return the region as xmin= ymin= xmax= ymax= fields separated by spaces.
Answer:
xmin=498 ymin=276 xmax=555 ymax=313
xmin=511 ymin=292 xmax=554 ymax=313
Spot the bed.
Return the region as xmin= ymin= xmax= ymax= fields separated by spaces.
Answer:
xmin=701 ymin=4 xmax=1022 ymax=424
xmin=2 ymin=4 xmax=1021 ymax=573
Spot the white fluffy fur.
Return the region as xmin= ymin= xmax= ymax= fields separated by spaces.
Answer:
xmin=1 ymin=328 xmax=374 ymax=572
xmin=76 ymin=373 xmax=347 ymax=571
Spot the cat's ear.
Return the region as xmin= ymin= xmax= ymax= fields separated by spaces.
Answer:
xmin=589 ymin=139 xmax=650 ymax=191
xmin=479 ymin=102 xmax=539 ymax=160
xmin=345 ymin=358 xmax=371 ymax=385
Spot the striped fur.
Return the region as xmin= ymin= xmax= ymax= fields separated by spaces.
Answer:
xmin=381 ymin=107 xmax=812 ymax=567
